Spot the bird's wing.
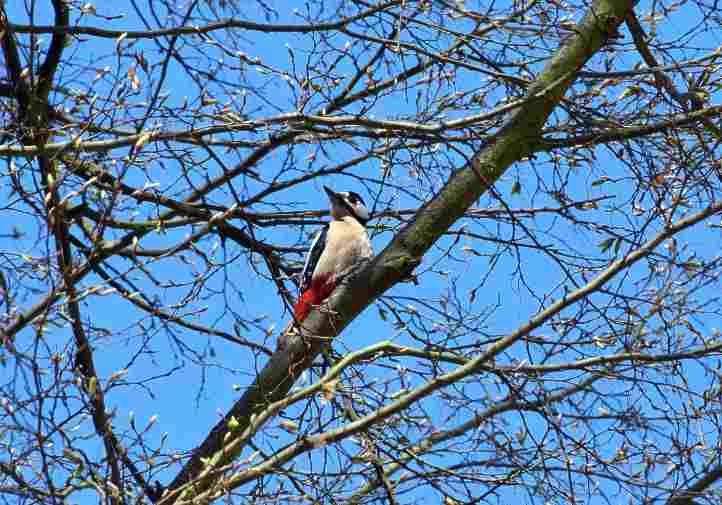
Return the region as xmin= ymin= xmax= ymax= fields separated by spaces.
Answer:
xmin=300 ymin=225 xmax=328 ymax=293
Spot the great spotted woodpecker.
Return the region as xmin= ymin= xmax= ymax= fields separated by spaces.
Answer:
xmin=292 ymin=186 xmax=373 ymax=323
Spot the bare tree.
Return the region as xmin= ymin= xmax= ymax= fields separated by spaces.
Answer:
xmin=2 ymin=0 xmax=722 ymax=504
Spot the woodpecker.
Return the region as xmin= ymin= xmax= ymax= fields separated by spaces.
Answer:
xmin=292 ymin=186 xmax=373 ymax=324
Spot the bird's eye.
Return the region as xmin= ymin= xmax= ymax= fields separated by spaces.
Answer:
xmin=345 ymin=192 xmax=366 ymax=207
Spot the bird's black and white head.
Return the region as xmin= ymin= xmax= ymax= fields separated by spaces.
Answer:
xmin=324 ymin=186 xmax=370 ymax=225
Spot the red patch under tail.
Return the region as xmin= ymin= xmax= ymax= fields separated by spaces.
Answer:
xmin=293 ymin=274 xmax=335 ymax=322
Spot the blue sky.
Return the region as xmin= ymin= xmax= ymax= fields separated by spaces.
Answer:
xmin=2 ymin=0 xmax=722 ymax=503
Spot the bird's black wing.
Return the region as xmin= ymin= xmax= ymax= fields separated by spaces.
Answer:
xmin=300 ymin=225 xmax=328 ymax=293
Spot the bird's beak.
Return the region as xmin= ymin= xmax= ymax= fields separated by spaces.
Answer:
xmin=324 ymin=185 xmax=346 ymax=219
xmin=323 ymin=185 xmax=341 ymax=204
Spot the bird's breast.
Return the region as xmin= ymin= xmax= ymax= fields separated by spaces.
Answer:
xmin=313 ymin=220 xmax=372 ymax=278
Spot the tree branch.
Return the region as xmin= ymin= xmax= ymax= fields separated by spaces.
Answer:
xmin=8 ymin=0 xmax=400 ymax=38
xmin=162 ymin=0 xmax=636 ymax=499
xmin=667 ymin=463 xmax=722 ymax=505
xmin=0 ymin=5 xmax=30 ymax=116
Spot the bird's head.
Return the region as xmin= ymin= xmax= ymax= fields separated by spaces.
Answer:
xmin=324 ymin=186 xmax=370 ymax=225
